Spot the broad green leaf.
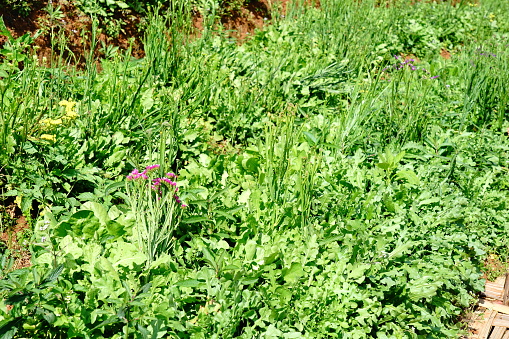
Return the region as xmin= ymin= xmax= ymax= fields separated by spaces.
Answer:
xmin=283 ymin=262 xmax=303 ymax=283
xmin=0 ymin=17 xmax=13 ymax=40
xmin=59 ymin=236 xmax=84 ymax=259
xmin=82 ymin=201 xmax=110 ymax=226
xmin=396 ymin=170 xmax=420 ymax=185
xmin=176 ymin=279 xmax=200 ymax=287
xmin=245 ymin=240 xmax=257 ymax=261
xmin=141 ymin=88 xmax=154 ymax=111
xmin=409 ymin=277 xmax=439 ymax=301
xmin=106 ymin=221 xmax=126 ymax=238
xmin=0 ymin=318 xmax=18 ymax=339
xmin=348 ymin=263 xmax=370 ymax=280
xmin=109 ymin=242 xmax=146 ymax=269
xmin=303 ymin=131 xmax=318 ymax=146
xmin=67 ymin=210 xmax=99 ymax=237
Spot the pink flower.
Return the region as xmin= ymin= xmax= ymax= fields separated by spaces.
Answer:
xmin=127 ymin=169 xmax=142 ymax=180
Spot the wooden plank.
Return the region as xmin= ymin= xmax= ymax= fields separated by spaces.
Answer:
xmin=490 ymin=326 xmax=506 ymax=339
xmin=479 ymin=309 xmax=498 ymax=339
xmin=493 ymin=316 xmax=509 ymax=328
xmin=485 ymin=282 xmax=505 ymax=300
xmin=486 ymin=284 xmax=505 ymax=293
xmin=470 ymin=311 xmax=490 ymax=337
xmin=480 ymin=300 xmax=509 ymax=315
xmin=486 ymin=291 xmax=505 ymax=300
xmin=485 ymin=283 xmax=504 ymax=292
xmin=504 ymin=273 xmax=509 ymax=306
xmin=486 ymin=285 xmax=504 ymax=293
xmin=496 ymin=313 xmax=509 ymax=321
xmin=501 ymin=330 xmax=509 ymax=339
xmin=495 ymin=276 xmax=506 ymax=286
xmin=488 ymin=278 xmax=505 ymax=287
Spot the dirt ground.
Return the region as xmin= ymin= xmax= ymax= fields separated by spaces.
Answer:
xmin=0 ymin=0 xmax=291 ymax=66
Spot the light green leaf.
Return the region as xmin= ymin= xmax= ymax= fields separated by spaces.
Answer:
xmin=238 ymin=189 xmax=251 ymax=204
xmin=396 ymin=170 xmax=420 ymax=185
xmin=283 ymin=262 xmax=303 ymax=283
xmin=82 ymin=201 xmax=110 ymax=226
xmin=176 ymin=279 xmax=200 ymax=287
xmin=141 ymin=88 xmax=154 ymax=111
xmin=245 ymin=240 xmax=257 ymax=261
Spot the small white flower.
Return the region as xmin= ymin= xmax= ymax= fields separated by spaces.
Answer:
xmin=40 ymin=221 xmax=49 ymax=231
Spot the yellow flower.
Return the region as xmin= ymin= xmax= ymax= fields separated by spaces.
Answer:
xmin=40 ymin=134 xmax=56 ymax=142
xmin=63 ymin=111 xmax=79 ymax=120
xmin=59 ymin=99 xmax=76 ymax=111
xmin=59 ymin=99 xmax=77 ymax=113
xmin=41 ymin=118 xmax=63 ymax=125
xmin=59 ymin=99 xmax=79 ymax=120
xmin=15 ymin=195 xmax=22 ymax=209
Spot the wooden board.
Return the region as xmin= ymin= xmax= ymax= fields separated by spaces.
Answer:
xmin=478 ymin=309 xmax=498 ymax=339
xmin=464 ymin=275 xmax=509 ymax=338
xmin=503 ymin=273 xmax=509 ymax=306
xmin=491 ymin=326 xmax=506 ymax=339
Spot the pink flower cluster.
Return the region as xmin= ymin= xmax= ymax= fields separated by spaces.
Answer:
xmin=127 ymin=165 xmax=187 ymax=208
xmin=382 ymin=56 xmax=439 ymax=80
xmin=127 ymin=164 xmax=160 ymax=180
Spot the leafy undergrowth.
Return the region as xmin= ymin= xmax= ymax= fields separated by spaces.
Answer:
xmin=1 ymin=0 xmax=509 ymax=337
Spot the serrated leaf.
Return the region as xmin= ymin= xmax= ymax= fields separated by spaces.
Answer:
xmin=238 ymin=189 xmax=251 ymax=204
xmin=387 ymin=242 xmax=415 ymax=260
xmin=42 ymin=264 xmax=64 ymax=284
xmin=418 ymin=197 xmax=441 ymax=206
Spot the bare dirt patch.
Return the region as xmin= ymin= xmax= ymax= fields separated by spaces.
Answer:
xmin=1 ymin=210 xmax=31 ymax=270
xmin=1 ymin=0 xmax=295 ymax=64
xmin=1 ymin=0 xmax=145 ymax=67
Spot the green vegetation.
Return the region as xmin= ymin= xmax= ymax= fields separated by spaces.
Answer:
xmin=1 ymin=0 xmax=509 ymax=337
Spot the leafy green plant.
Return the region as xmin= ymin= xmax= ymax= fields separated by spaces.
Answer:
xmin=2 ymin=0 xmax=509 ymax=337
xmin=0 ymin=0 xmax=34 ymax=17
